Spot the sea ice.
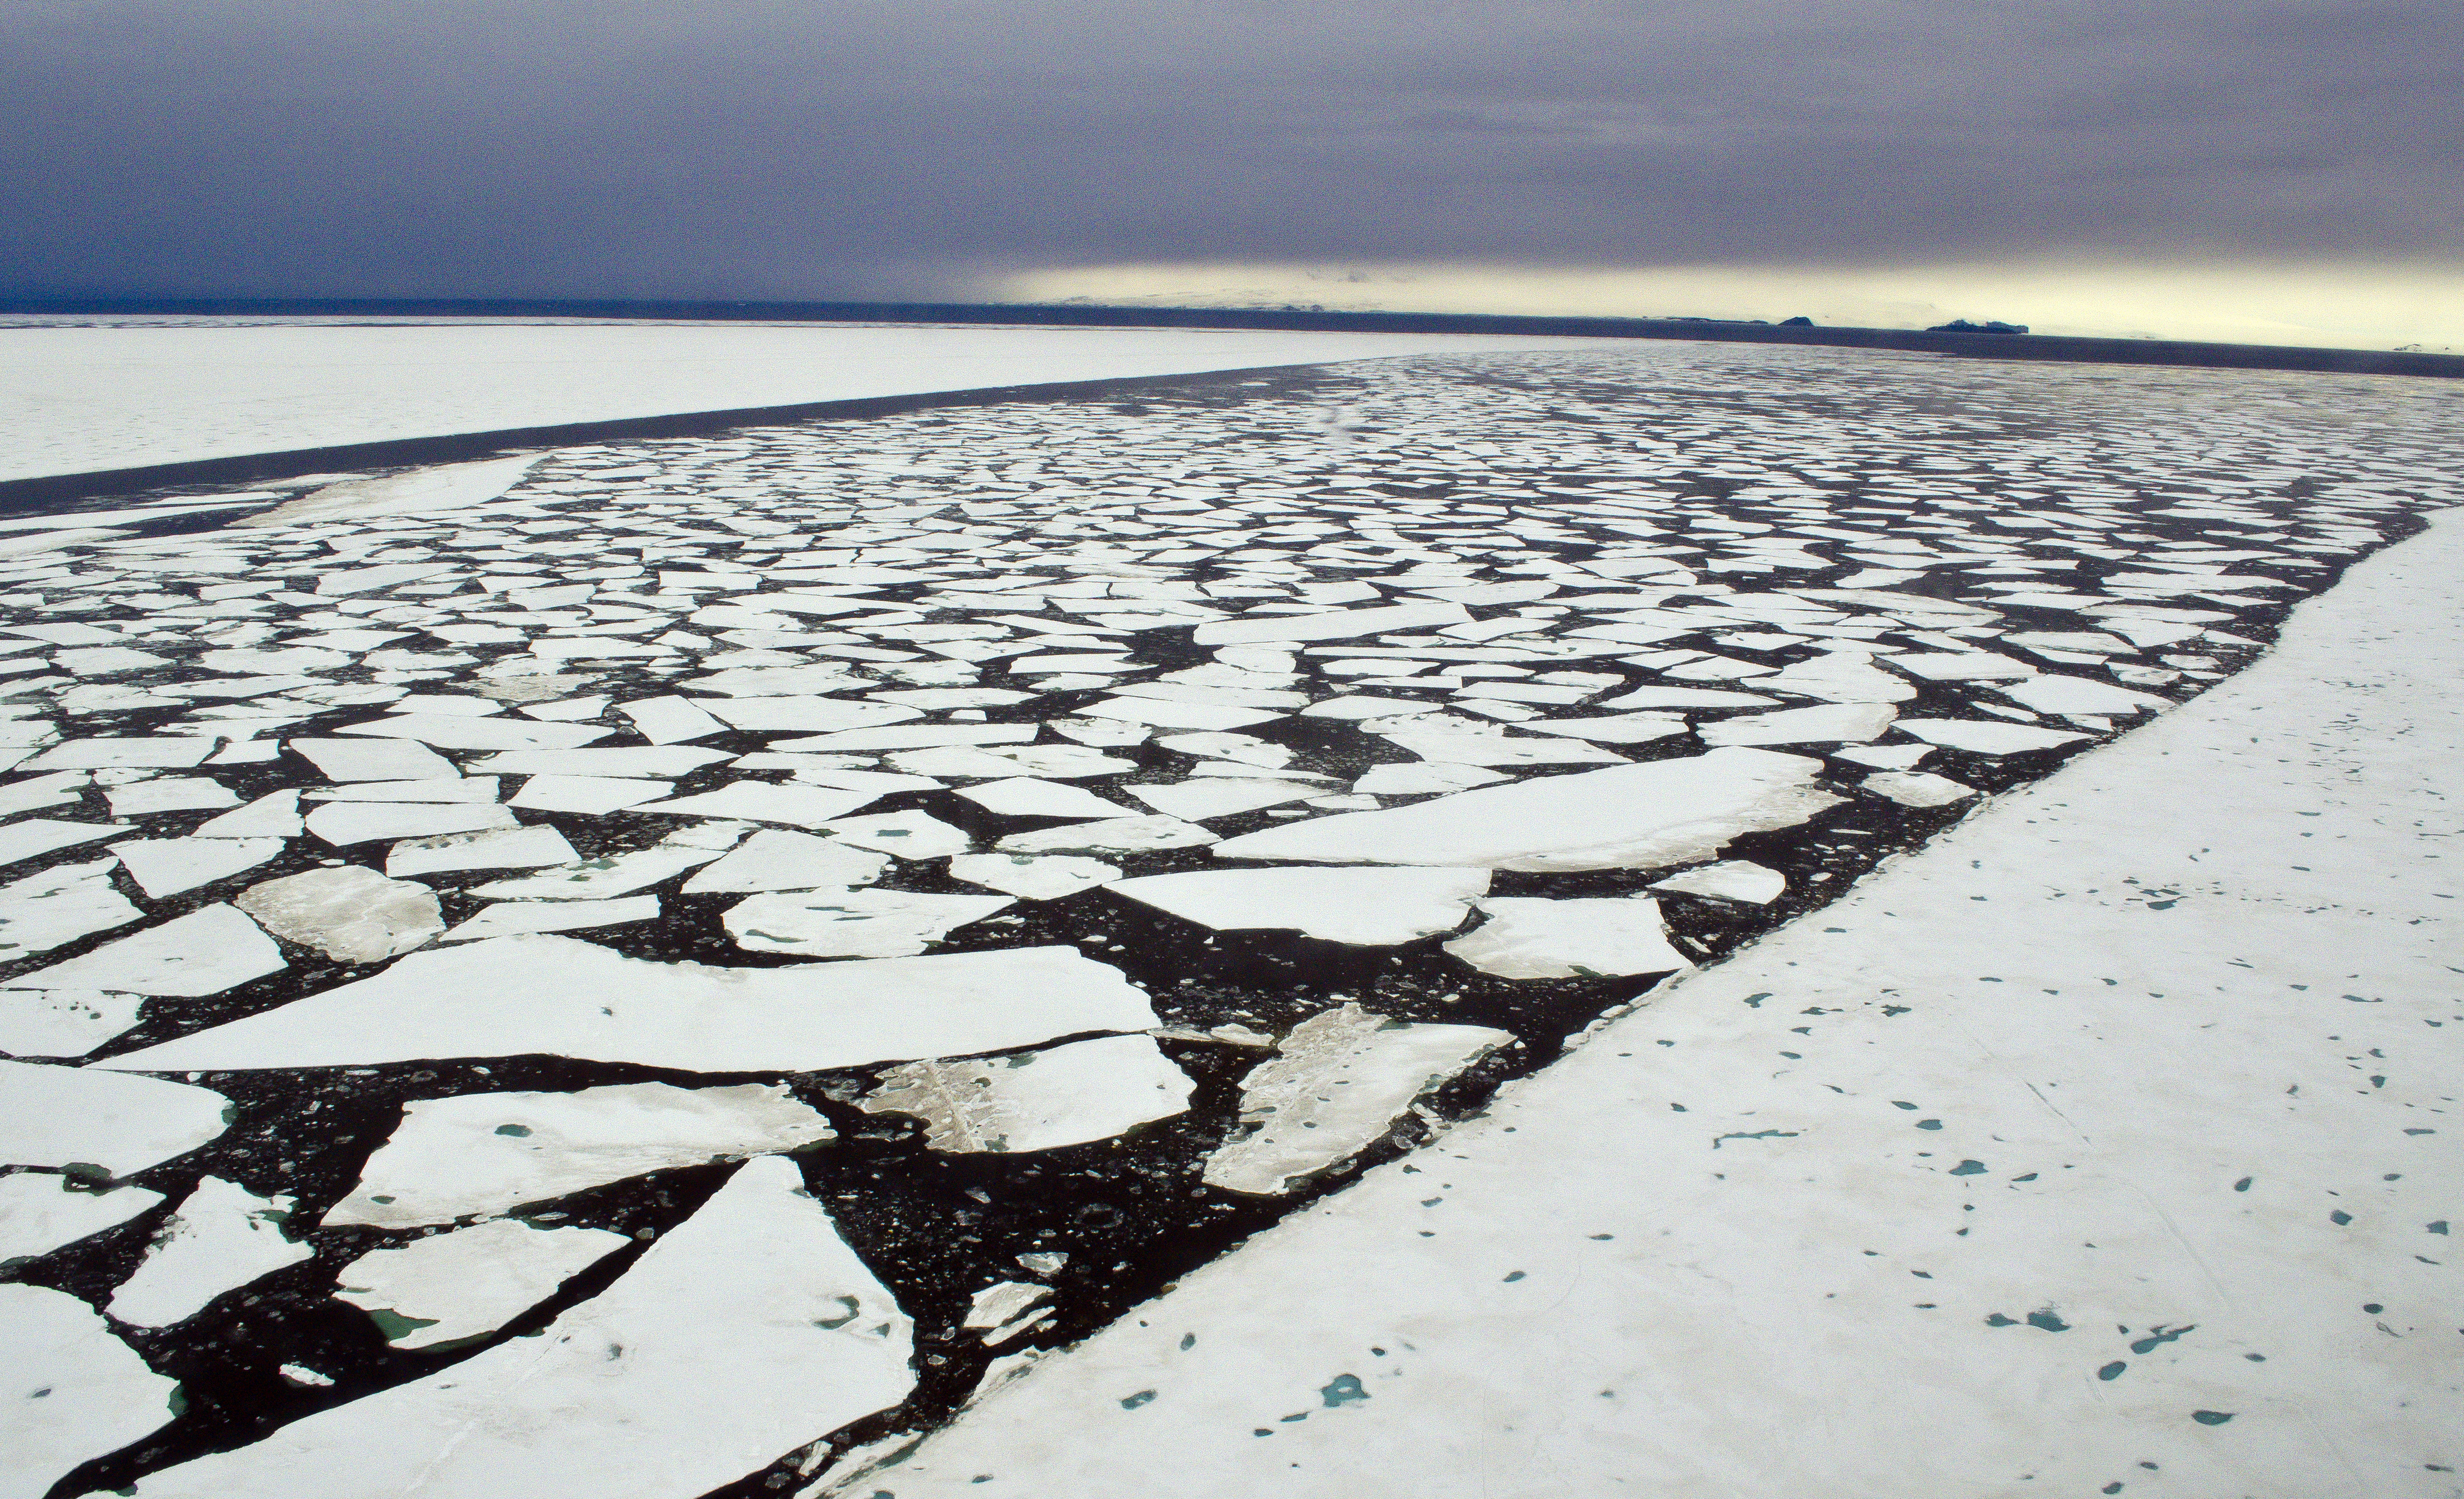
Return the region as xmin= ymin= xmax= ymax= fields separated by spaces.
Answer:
xmin=443 ymin=896 xmax=661 ymax=943
xmin=0 ymin=989 xmax=148 ymax=1057
xmin=305 ymin=800 xmax=519 ymax=845
xmin=1861 ymin=770 xmax=1981 ymax=807
xmin=1443 ymin=896 xmax=1691 ymax=979
xmin=945 ymin=853 xmax=1120 ymax=900
xmin=860 ymin=1034 xmax=1194 ymax=1153
xmin=1650 ymin=859 xmax=1788 ymax=905
xmin=335 ymin=1217 xmax=631 ymax=1349
xmin=1127 ymin=778 xmax=1324 ymax=821
xmin=0 ymin=857 xmax=140 ymax=957
xmin=0 ymin=1173 xmax=163 ymax=1264
xmin=235 ymin=866 xmax=443 ymax=962
xmin=1106 ymin=867 xmax=1489 ymax=945
xmin=130 ymin=1156 xmax=916 ymax=1499
xmin=1202 ymin=1005 xmax=1512 ymax=1196
xmin=724 ymin=888 xmax=1014 ymax=958
xmin=1895 ymin=718 xmax=2093 ymax=756
xmin=100 ymin=936 xmax=1159 ymax=1073
xmin=997 ymin=814 xmax=1219 ymax=855
xmin=2 ymin=1284 xmax=178 ymax=1499
xmin=468 ymin=825 xmax=746 ymax=899
xmin=954 ymin=777 xmax=1132 ymax=820
xmin=1696 ymin=702 xmax=1898 ymax=746
xmin=508 ymin=775 xmax=674 ymax=814
xmin=681 ymin=828 xmax=890 ymax=892
xmin=289 ymin=737 xmax=461 ymax=781
xmin=0 ymin=1062 xmax=229 ymax=1175
xmin=0 ymin=818 xmax=119 ymax=870
xmin=106 ymin=1176 xmax=312 ymax=1327
xmin=1212 ymin=748 xmax=1839 ymax=872
xmin=2 ymin=903 xmax=284 ymax=996
xmin=384 ymin=823 xmax=578 ymax=877
xmin=1996 ymin=674 xmax=2172 ymax=717
xmin=635 ymin=781 xmax=882 ymax=829
xmin=322 ymin=1081 xmax=836 ymax=1228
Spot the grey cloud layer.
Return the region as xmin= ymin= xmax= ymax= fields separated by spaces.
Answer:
xmin=3 ymin=0 xmax=2455 ymax=298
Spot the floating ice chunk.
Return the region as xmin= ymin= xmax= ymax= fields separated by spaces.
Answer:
xmin=1128 ymin=778 xmax=1322 ymax=821
xmin=1698 ymin=702 xmax=1898 ymax=746
xmin=946 ymin=853 xmax=1119 ymax=901
xmin=1592 ymin=686 xmax=1783 ymax=710
xmin=2 ymin=1284 xmax=178 ymax=1499
xmin=962 ymin=1280 xmax=1054 ymax=1343
xmin=304 ymin=777 xmax=501 ymax=803
xmin=236 ymin=454 xmax=540 ymax=527
xmin=337 ymin=714 xmax=613 ymax=751
xmin=470 ymin=825 xmax=746 ymax=900
xmin=778 ymin=722 xmax=1038 ymax=752
xmin=469 ymin=746 xmax=734 ymax=777
xmin=0 ymin=1173 xmax=163 ymax=1263
xmin=1214 ymin=748 xmax=1840 ymax=872
xmin=336 ymin=1218 xmax=630 ymax=1350
xmin=444 ymin=895 xmax=661 ymax=943
xmin=1997 ymin=674 xmax=2172 ymax=717
xmin=860 ymin=1035 xmax=1192 ymax=1153
xmin=1048 ymin=717 xmax=1152 ymax=747
xmin=0 ymin=820 xmax=122 ymax=871
xmin=1192 ymin=602 xmax=1471 ymax=645
xmin=887 ymin=743 xmax=1136 ymax=780
xmin=102 ymin=777 xmax=239 ymax=816
xmin=997 ymin=815 xmax=1217 ymax=855
xmin=615 ymin=695 xmax=728 ymax=744
xmin=306 ymin=800 xmax=520 ymax=846
xmin=1829 ymin=742 xmax=1933 ymax=770
xmin=1444 ymin=896 xmax=1690 ymax=979
xmin=27 ymin=737 xmax=219 ymax=771
xmin=0 ymin=857 xmax=140 ymax=958
xmin=1107 ymin=867 xmax=1488 ymax=945
xmin=725 ymin=889 xmax=1013 ymax=958
xmin=1753 ymin=652 xmax=1917 ymax=702
xmin=107 ymin=1176 xmax=312 ymax=1327
xmin=818 ymin=809 xmax=974 ymax=858
xmin=954 ymin=777 xmax=1131 ymax=820
xmin=1201 ymin=1005 xmax=1511 ymax=1197
xmin=696 ymin=696 xmax=920 ymax=732
xmin=3 ymin=904 xmax=283 ymax=997
xmin=1518 ymin=714 xmax=1690 ymax=744
xmin=1082 ymin=697 xmax=1286 ymax=732
xmin=1352 ymin=761 xmax=1508 ymax=795
xmin=1886 ymin=652 xmax=2039 ymax=681
xmin=682 ymin=829 xmax=889 ymax=893
xmin=385 ymin=823 xmax=578 ymax=877
xmin=509 ymin=775 xmax=673 ymax=815
xmin=1153 ymin=731 xmax=1291 ymax=769
xmin=324 ymin=1082 xmax=836 ymax=1229
xmin=635 ymin=781 xmax=882 ymax=829
xmin=100 ymin=937 xmax=1157 ymax=1073
xmin=1896 ymin=718 xmax=2093 ymax=756
xmin=1372 ymin=722 xmax=1627 ymax=767
xmin=0 ymin=770 xmax=91 ymax=816
xmin=131 ymin=1157 xmax=915 ymax=1499
xmin=1651 ymin=859 xmax=1787 ymax=905
xmin=235 ymin=866 xmax=442 ymax=962
xmin=290 ymin=736 xmax=459 ymax=781
xmin=0 ymin=1062 xmax=229 ymax=1175
xmin=192 ymin=789 xmax=304 ymax=837
xmin=0 ymin=989 xmax=147 ymax=1057
xmin=1862 ymin=770 xmax=1980 ymax=807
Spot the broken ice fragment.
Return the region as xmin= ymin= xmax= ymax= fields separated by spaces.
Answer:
xmin=962 ymin=1280 xmax=1055 ymax=1344
xmin=469 ymin=825 xmax=747 ymax=899
xmin=385 ymin=823 xmax=579 ymax=877
xmin=1127 ymin=778 xmax=1323 ymax=821
xmin=1443 ymin=896 xmax=1691 ymax=979
xmin=106 ymin=1176 xmax=312 ymax=1327
xmin=235 ymin=866 xmax=444 ymax=962
xmin=443 ymin=896 xmax=661 ymax=943
xmin=945 ymin=853 xmax=1119 ymax=901
xmin=103 ymin=778 xmax=240 ymax=816
xmin=725 ymin=889 xmax=1014 ymax=959
xmin=1 ymin=904 xmax=284 ymax=996
xmin=1202 ymin=1005 xmax=1511 ymax=1196
xmin=1895 ymin=718 xmax=2092 ymax=756
xmin=860 ymin=1035 xmax=1193 ymax=1153
xmin=508 ymin=775 xmax=673 ymax=814
xmin=0 ymin=1061 xmax=229 ymax=1175
xmin=997 ymin=814 xmax=1218 ymax=856
xmin=681 ymin=829 xmax=890 ymax=893
xmin=109 ymin=836 xmax=287 ymax=899
xmin=2 ymin=1284 xmax=179 ymax=1499
xmin=305 ymin=800 xmax=519 ymax=846
xmin=99 ymin=936 xmax=1159 ymax=1073
xmin=1106 ymin=867 xmax=1488 ymax=945
xmin=1649 ymin=860 xmax=1787 ymax=905
xmin=1212 ymin=748 xmax=1840 ymax=872
xmin=323 ymin=1082 xmax=836 ymax=1228
xmin=0 ymin=819 xmax=119 ymax=870
xmin=1696 ymin=702 xmax=1897 ymax=746
xmin=0 ymin=857 xmax=141 ymax=958
xmin=953 ymin=777 xmax=1131 ymax=820
xmin=819 ymin=809 xmax=975 ymax=858
xmin=0 ymin=989 xmax=148 ymax=1058
xmin=1861 ymin=770 xmax=1980 ymax=808
xmin=337 ymin=1217 xmax=631 ymax=1350
xmin=130 ymin=1156 xmax=915 ymax=1499
xmin=634 ymin=781 xmax=882 ymax=829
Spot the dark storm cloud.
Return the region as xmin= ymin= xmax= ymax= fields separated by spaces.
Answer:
xmin=1 ymin=0 xmax=2455 ymax=298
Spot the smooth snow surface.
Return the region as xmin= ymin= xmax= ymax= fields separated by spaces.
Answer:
xmin=323 ymin=1081 xmax=836 ymax=1228
xmin=99 ymin=935 xmax=1158 ymax=1072
xmin=0 ymin=322 xmax=1597 ymax=481
xmin=131 ymin=1156 xmax=916 ymax=1499
xmin=0 ymin=1173 xmax=164 ymax=1263
xmin=0 ymin=1062 xmax=229 ymax=1176
xmin=853 ymin=510 xmax=2464 ymax=1499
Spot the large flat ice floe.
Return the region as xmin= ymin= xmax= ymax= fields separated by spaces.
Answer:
xmin=1211 ymin=748 xmax=1840 ymax=871
xmin=4 ymin=1285 xmax=178 ymax=1499
xmin=98 ymin=935 xmax=1158 ymax=1072
xmin=130 ymin=1156 xmax=916 ymax=1499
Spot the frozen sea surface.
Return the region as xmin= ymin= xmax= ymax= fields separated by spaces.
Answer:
xmin=0 ymin=319 xmax=1599 ymax=482
xmin=0 ymin=341 xmax=2454 ymax=1497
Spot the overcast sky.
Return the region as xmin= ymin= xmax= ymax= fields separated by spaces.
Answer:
xmin=4 ymin=1 xmax=2456 ymax=342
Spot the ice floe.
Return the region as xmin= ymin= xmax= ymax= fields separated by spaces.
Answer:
xmin=1443 ymin=895 xmax=1691 ymax=978
xmin=323 ymin=1081 xmax=836 ymax=1228
xmin=3 ymin=1284 xmax=178 ymax=1499
xmin=234 ymin=866 xmax=443 ymax=962
xmin=335 ymin=1217 xmax=631 ymax=1349
xmin=0 ymin=856 xmax=140 ymax=958
xmin=0 ymin=1172 xmax=164 ymax=1264
xmin=724 ymin=888 xmax=1014 ymax=958
xmin=4 ymin=903 xmax=284 ymax=996
xmin=106 ymin=1176 xmax=312 ymax=1327
xmin=860 ymin=1035 xmax=1194 ymax=1153
xmin=1106 ymin=866 xmax=1489 ymax=945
